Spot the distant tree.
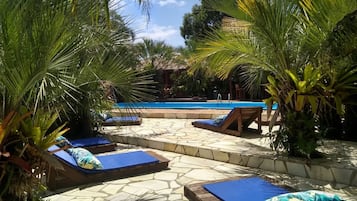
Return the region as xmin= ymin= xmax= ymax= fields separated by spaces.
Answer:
xmin=134 ymin=39 xmax=189 ymax=98
xmin=179 ymin=1 xmax=227 ymax=98
xmin=134 ymin=39 xmax=175 ymax=70
xmin=180 ymin=1 xmax=225 ymax=51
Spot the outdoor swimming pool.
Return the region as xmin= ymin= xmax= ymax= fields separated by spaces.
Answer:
xmin=115 ymin=101 xmax=277 ymax=110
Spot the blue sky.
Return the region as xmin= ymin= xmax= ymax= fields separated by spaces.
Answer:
xmin=114 ymin=0 xmax=200 ymax=47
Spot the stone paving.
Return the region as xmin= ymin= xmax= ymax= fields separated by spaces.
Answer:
xmin=45 ymin=145 xmax=357 ymax=201
xmin=103 ymin=118 xmax=357 ymax=187
xmin=44 ymin=117 xmax=357 ymax=200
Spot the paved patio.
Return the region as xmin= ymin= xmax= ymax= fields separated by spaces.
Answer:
xmin=45 ymin=117 xmax=357 ymax=200
xmin=104 ymin=118 xmax=357 ymax=185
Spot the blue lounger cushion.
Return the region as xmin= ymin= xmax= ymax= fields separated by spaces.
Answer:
xmin=214 ymin=115 xmax=227 ymax=124
xmin=104 ymin=116 xmax=140 ymax=124
xmin=95 ymin=151 xmax=158 ymax=170
xmin=70 ymin=137 xmax=112 ymax=148
xmin=193 ymin=113 xmax=231 ymax=127
xmin=193 ymin=119 xmax=220 ymax=127
xmin=48 ymin=145 xmax=159 ymax=173
xmin=203 ymin=177 xmax=289 ymax=201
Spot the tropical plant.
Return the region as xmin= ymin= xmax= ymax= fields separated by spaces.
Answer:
xmin=265 ymin=65 xmax=324 ymax=157
xmin=135 ymin=39 xmax=176 ymax=70
xmin=191 ymin=0 xmax=357 ymax=157
xmin=0 ymin=0 xmax=154 ymax=199
xmin=0 ymin=110 xmax=68 ymax=200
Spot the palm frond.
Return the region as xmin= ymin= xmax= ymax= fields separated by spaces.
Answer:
xmin=192 ymin=29 xmax=273 ymax=79
xmin=299 ymin=0 xmax=357 ymax=60
xmin=91 ymin=48 xmax=156 ymax=102
xmin=204 ymin=0 xmax=248 ymax=20
xmin=0 ymin=1 xmax=84 ymax=115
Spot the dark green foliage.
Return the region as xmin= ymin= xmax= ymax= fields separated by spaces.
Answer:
xmin=327 ymin=10 xmax=357 ymax=58
xmin=272 ymin=111 xmax=321 ymax=158
xmin=343 ymin=104 xmax=357 ymax=141
xmin=318 ymin=106 xmax=343 ymax=140
xmin=319 ymin=10 xmax=357 ymax=141
xmin=171 ymin=70 xmax=209 ymax=98
xmin=180 ymin=1 xmax=225 ymax=50
xmin=170 ymin=70 xmax=231 ymax=99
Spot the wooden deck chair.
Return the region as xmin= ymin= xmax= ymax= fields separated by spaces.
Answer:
xmin=46 ymin=145 xmax=169 ymax=190
xmin=257 ymin=111 xmax=282 ymax=126
xmin=101 ymin=116 xmax=142 ymax=126
xmin=184 ymin=176 xmax=292 ymax=201
xmin=192 ymin=107 xmax=263 ymax=136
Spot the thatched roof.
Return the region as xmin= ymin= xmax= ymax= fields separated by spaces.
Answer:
xmin=153 ymin=57 xmax=187 ymax=70
xmin=139 ymin=52 xmax=188 ymax=71
xmin=222 ymin=17 xmax=250 ymax=32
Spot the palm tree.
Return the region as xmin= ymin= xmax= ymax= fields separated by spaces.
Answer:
xmin=135 ymin=39 xmax=176 ymax=69
xmin=134 ymin=39 xmax=188 ymax=98
xmin=191 ymin=0 xmax=357 ymax=157
xmin=0 ymin=0 xmax=154 ymax=199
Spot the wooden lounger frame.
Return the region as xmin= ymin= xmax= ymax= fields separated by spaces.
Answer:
xmin=192 ymin=107 xmax=262 ymax=137
xmin=46 ymin=151 xmax=169 ymax=190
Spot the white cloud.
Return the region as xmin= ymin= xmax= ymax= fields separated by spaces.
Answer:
xmin=135 ymin=24 xmax=178 ymax=43
xmin=156 ymin=0 xmax=186 ymax=7
xmin=111 ymin=1 xmax=188 ymax=47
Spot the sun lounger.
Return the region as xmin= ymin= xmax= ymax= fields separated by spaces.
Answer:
xmin=101 ymin=116 xmax=142 ymax=126
xmin=184 ymin=176 xmax=343 ymax=201
xmin=184 ymin=176 xmax=290 ymax=201
xmin=46 ymin=145 xmax=169 ymax=190
xmin=69 ymin=137 xmax=117 ymax=154
xmin=192 ymin=107 xmax=262 ymax=136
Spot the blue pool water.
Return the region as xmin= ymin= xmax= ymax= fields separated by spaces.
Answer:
xmin=115 ymin=101 xmax=277 ymax=110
